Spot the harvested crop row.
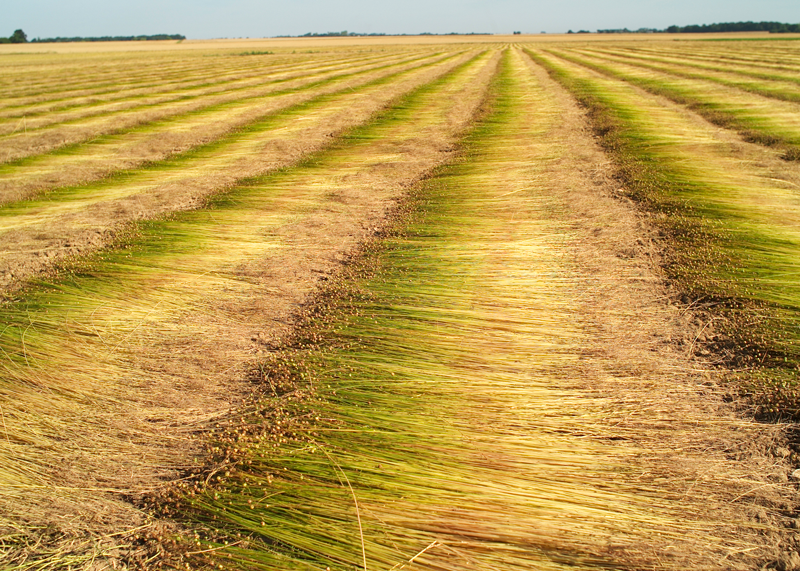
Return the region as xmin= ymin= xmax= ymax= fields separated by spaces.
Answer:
xmin=0 ymin=49 xmax=331 ymax=102
xmin=549 ymin=47 xmax=800 ymax=160
xmin=575 ymin=47 xmax=800 ymax=104
xmin=0 ymin=48 xmax=499 ymax=569
xmin=0 ymin=48 xmax=432 ymax=123
xmin=0 ymin=52 xmax=306 ymax=111
xmin=0 ymin=50 xmax=457 ymax=201
xmin=0 ymin=50 xmax=403 ymax=131
xmin=611 ymin=43 xmax=800 ymax=72
xmin=0 ymin=50 xmax=481 ymax=292
xmin=159 ymin=47 xmax=794 ymax=571
xmin=0 ymin=46 xmax=432 ymax=104
xmin=583 ymin=45 xmax=800 ymax=87
xmin=0 ymin=49 xmax=447 ymax=166
xmin=528 ymin=48 xmax=800 ymax=418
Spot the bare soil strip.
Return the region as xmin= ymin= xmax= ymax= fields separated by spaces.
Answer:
xmin=0 ymin=48 xmax=500 ymax=567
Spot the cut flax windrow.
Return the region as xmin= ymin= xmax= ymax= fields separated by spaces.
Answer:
xmin=0 ymin=53 xmax=302 ymax=123
xmin=601 ymin=42 xmax=800 ymax=75
xmin=0 ymin=47 xmax=500 ymax=568
xmin=0 ymin=48 xmax=375 ymax=117
xmin=547 ymin=47 xmax=800 ymax=160
xmin=0 ymin=48 xmax=438 ymax=161
xmin=0 ymin=49 xmax=384 ymax=125
xmin=0 ymin=49 xmax=479 ymax=292
xmin=573 ymin=46 xmax=800 ymax=104
xmin=0 ymin=49 xmax=253 ymax=99
xmin=161 ymin=48 xmax=795 ymax=571
xmin=0 ymin=48 xmax=451 ymax=200
xmin=527 ymin=48 xmax=800 ymax=416
xmin=585 ymin=43 xmax=800 ymax=85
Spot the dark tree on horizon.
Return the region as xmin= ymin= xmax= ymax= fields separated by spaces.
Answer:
xmin=10 ymin=29 xmax=27 ymax=43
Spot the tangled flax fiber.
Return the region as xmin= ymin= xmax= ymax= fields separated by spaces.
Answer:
xmin=0 ymin=48 xmax=500 ymax=568
xmin=528 ymin=46 xmax=800 ymax=420
xmin=0 ymin=50 xmax=482 ymax=293
xmin=0 ymin=42 xmax=797 ymax=570
xmin=0 ymin=49 xmax=460 ymax=204
xmin=150 ymin=49 xmax=797 ymax=571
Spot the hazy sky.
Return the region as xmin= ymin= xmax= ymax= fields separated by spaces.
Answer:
xmin=3 ymin=0 xmax=799 ymax=39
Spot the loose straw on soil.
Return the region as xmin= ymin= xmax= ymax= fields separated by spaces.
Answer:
xmin=547 ymin=47 xmax=800 ymax=160
xmin=0 ymin=48 xmax=460 ymax=204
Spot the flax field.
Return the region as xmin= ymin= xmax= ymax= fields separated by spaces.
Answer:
xmin=1 ymin=35 xmax=799 ymax=571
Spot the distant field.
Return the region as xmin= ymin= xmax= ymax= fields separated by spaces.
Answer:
xmin=0 ymin=35 xmax=798 ymax=571
xmin=1 ymin=31 xmax=798 ymax=53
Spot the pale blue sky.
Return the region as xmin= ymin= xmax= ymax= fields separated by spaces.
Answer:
xmin=3 ymin=0 xmax=799 ymax=39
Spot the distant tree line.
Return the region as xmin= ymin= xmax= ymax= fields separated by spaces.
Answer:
xmin=279 ymin=31 xmax=493 ymax=38
xmin=665 ymin=21 xmax=800 ymax=33
xmin=596 ymin=21 xmax=800 ymax=34
xmin=0 ymin=29 xmax=28 ymax=43
xmin=296 ymin=31 xmax=386 ymax=37
xmin=29 ymin=34 xmax=186 ymax=43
